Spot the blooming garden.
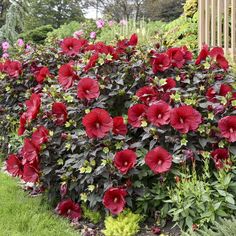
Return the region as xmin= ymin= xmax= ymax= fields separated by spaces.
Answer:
xmin=1 ymin=21 xmax=236 ymax=235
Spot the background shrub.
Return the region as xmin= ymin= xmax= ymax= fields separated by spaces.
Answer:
xmin=19 ymin=25 xmax=54 ymax=44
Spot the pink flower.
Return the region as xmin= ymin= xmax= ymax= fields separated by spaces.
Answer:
xmin=96 ymin=19 xmax=105 ymax=28
xmin=17 ymin=38 xmax=24 ymax=47
xmin=108 ymin=20 xmax=114 ymax=27
xmin=2 ymin=53 xmax=9 ymax=58
xmin=90 ymin=31 xmax=97 ymax=39
xmin=120 ymin=19 xmax=128 ymax=25
xmin=73 ymin=30 xmax=84 ymax=39
xmin=2 ymin=41 xmax=9 ymax=51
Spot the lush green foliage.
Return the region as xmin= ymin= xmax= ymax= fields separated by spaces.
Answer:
xmin=97 ymin=20 xmax=164 ymax=45
xmin=81 ymin=204 xmax=102 ymax=224
xmin=46 ymin=20 xmax=97 ymax=42
xmin=102 ymin=210 xmax=142 ymax=236
xmin=182 ymin=217 xmax=236 ymax=236
xmin=0 ymin=170 xmax=80 ymax=236
xmin=23 ymin=0 xmax=84 ymax=30
xmin=184 ymin=0 xmax=198 ymax=18
xmin=167 ymin=162 xmax=236 ymax=229
xmin=20 ymin=25 xmax=54 ymax=44
xmin=161 ymin=13 xmax=198 ymax=50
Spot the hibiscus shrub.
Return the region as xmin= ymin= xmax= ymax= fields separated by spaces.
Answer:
xmin=4 ymin=34 xmax=236 ymax=231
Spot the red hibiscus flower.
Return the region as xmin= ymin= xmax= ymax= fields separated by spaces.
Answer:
xmin=4 ymin=60 xmax=22 ymax=78
xmin=61 ymin=37 xmax=87 ymax=56
xmin=136 ymin=86 xmax=157 ymax=105
xmin=58 ymin=64 xmax=78 ymax=89
xmin=162 ymin=78 xmax=176 ymax=91
xmin=147 ymin=101 xmax=171 ymax=127
xmin=77 ymin=77 xmax=100 ymax=100
xmin=114 ymin=149 xmax=137 ymax=174
xmin=18 ymin=113 xmax=27 ymax=136
xmin=6 ymin=154 xmax=23 ymax=177
xmin=129 ymin=33 xmax=138 ymax=46
xmin=216 ymin=54 xmax=229 ymax=71
xmin=151 ymin=53 xmax=171 ymax=73
xmin=31 ymin=126 xmax=49 ymax=149
xmin=206 ymin=87 xmax=216 ymax=102
xmin=35 ymin=67 xmax=51 ymax=84
xmin=211 ymin=148 xmax=230 ymax=169
xmin=52 ymin=102 xmax=68 ymax=126
xmin=209 ymin=47 xmax=224 ymax=58
xmin=103 ymin=187 xmax=127 ymax=215
xmin=22 ymin=163 xmax=39 ymax=183
xmin=219 ymin=84 xmax=232 ymax=96
xmin=82 ymin=108 xmax=113 ymax=138
xmin=55 ymin=199 xmax=82 ymax=221
xmin=22 ymin=138 xmax=39 ymax=164
xmin=181 ymin=46 xmax=193 ymax=61
xmin=195 ymin=44 xmax=209 ymax=65
xmin=113 ymin=116 xmax=128 ymax=136
xmin=218 ymin=116 xmax=236 ymax=142
xmin=25 ymin=93 xmax=41 ymax=122
xmin=170 ymin=105 xmax=202 ymax=133
xmin=206 ymin=84 xmax=232 ymax=102
xmin=167 ymin=47 xmax=186 ymax=68
xmin=145 ymin=146 xmax=172 ymax=174
xmin=84 ymin=52 xmax=99 ymax=72
xmin=128 ymin=104 xmax=147 ymax=128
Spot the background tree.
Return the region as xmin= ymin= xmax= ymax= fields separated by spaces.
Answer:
xmin=143 ymin=0 xmax=185 ymax=22
xmin=0 ymin=0 xmax=29 ymax=42
xmin=82 ymin=0 xmax=144 ymax=21
xmin=0 ymin=0 xmax=11 ymax=27
xmin=24 ymin=0 xmax=84 ymax=30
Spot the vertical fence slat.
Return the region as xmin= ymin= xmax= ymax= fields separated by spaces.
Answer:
xmin=211 ymin=0 xmax=217 ymax=46
xmin=199 ymin=0 xmax=205 ymax=49
xmin=205 ymin=0 xmax=210 ymax=45
xmin=224 ymin=0 xmax=229 ymax=53
xmin=217 ymin=0 xmax=223 ymax=46
xmin=232 ymin=0 xmax=236 ymax=57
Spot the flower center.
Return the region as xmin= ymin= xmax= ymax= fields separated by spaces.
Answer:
xmin=180 ymin=118 xmax=184 ymax=124
xmin=124 ymin=161 xmax=128 ymax=166
xmin=158 ymin=114 xmax=162 ymax=119
xmin=230 ymin=128 xmax=234 ymax=133
xmin=96 ymin=123 xmax=100 ymax=128
xmin=67 ymin=209 xmax=71 ymax=214
xmin=114 ymin=197 xmax=118 ymax=203
xmin=85 ymin=89 xmax=90 ymax=94
xmin=157 ymin=160 xmax=162 ymax=166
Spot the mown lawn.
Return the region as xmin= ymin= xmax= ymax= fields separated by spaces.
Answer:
xmin=0 ymin=170 xmax=80 ymax=236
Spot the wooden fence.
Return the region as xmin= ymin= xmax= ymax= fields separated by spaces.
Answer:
xmin=198 ymin=0 xmax=236 ymax=59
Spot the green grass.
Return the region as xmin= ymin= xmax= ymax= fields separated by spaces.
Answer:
xmin=0 ymin=171 xmax=81 ymax=236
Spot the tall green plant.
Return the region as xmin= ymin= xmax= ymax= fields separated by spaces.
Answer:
xmin=0 ymin=0 xmax=29 ymax=43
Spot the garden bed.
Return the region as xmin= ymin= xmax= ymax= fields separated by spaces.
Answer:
xmin=1 ymin=33 xmax=236 ymax=236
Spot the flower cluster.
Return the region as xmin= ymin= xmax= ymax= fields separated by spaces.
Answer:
xmin=3 ymin=32 xmax=236 ymax=225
